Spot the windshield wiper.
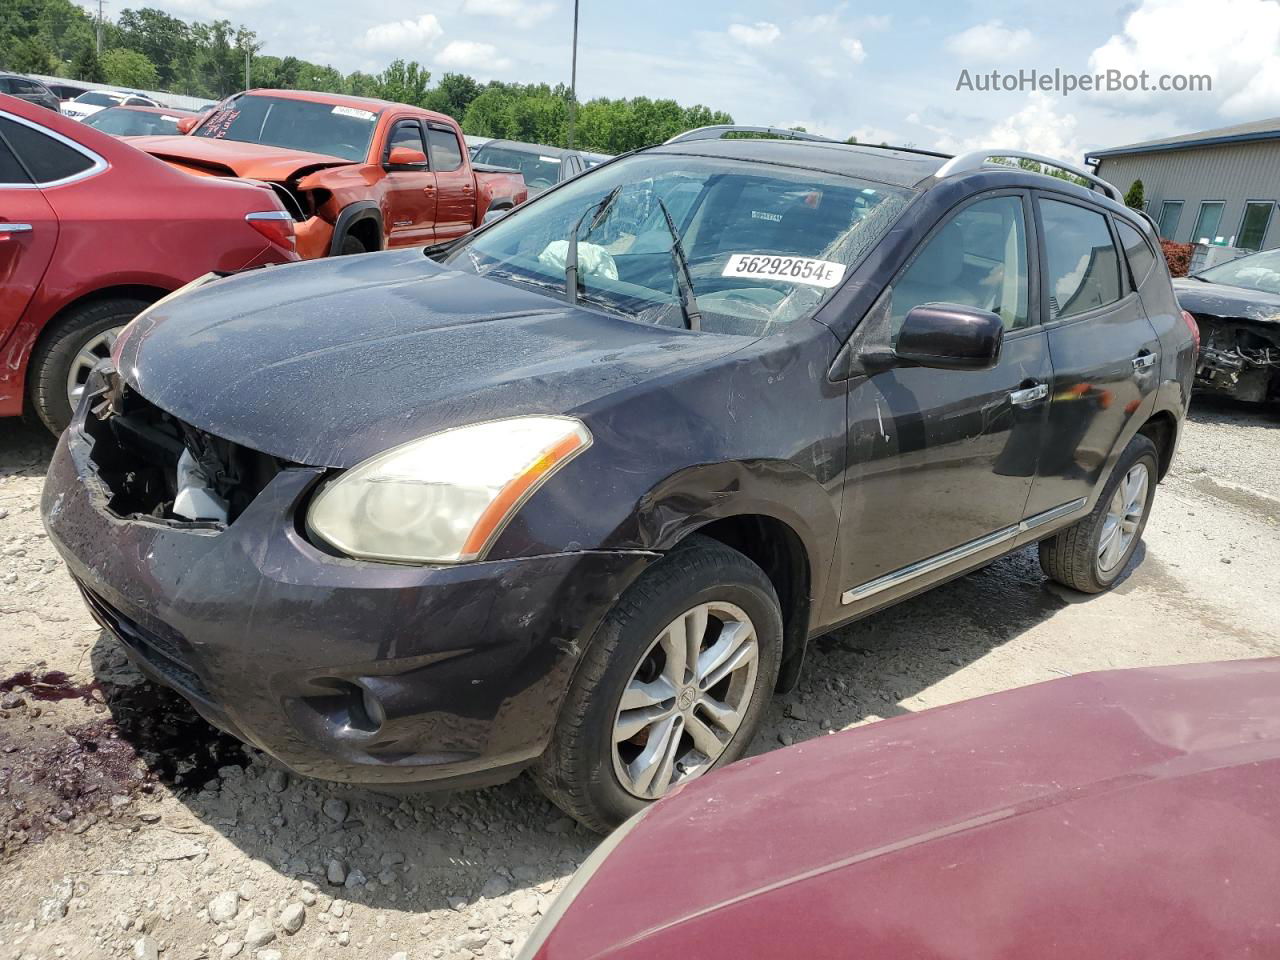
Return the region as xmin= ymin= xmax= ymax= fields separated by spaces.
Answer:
xmin=565 ymin=186 xmax=623 ymax=305
xmin=656 ymin=198 xmax=701 ymax=331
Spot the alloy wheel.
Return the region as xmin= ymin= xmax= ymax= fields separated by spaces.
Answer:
xmin=66 ymin=326 xmax=124 ymax=412
xmin=612 ymin=601 xmax=759 ymax=800
xmin=1097 ymin=462 xmax=1149 ymax=574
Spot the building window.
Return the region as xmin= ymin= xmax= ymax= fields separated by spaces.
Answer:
xmin=1157 ymin=200 xmax=1183 ymax=240
xmin=1190 ymin=201 xmax=1225 ymax=244
xmin=1237 ymin=201 xmax=1275 ymax=251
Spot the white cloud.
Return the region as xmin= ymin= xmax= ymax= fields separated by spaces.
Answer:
xmin=1089 ymin=0 xmax=1280 ymax=119
xmin=945 ymin=20 xmax=1035 ymax=61
xmin=795 ymin=12 xmax=840 ymax=33
xmin=460 ymin=0 xmax=556 ymax=29
xmin=728 ymin=22 xmax=781 ymax=48
xmin=840 ymin=37 xmax=865 ymax=63
xmin=930 ymin=93 xmax=1082 ymax=162
xmin=359 ymin=14 xmax=443 ymax=51
xmin=436 ymin=40 xmax=512 ymax=71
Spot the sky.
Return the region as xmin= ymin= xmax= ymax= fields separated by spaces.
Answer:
xmin=94 ymin=0 xmax=1280 ymax=161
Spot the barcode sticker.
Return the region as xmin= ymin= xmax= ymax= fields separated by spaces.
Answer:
xmin=722 ymin=254 xmax=847 ymax=288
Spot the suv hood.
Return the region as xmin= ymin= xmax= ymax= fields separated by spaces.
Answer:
xmin=114 ymin=250 xmax=742 ymax=467
xmin=131 ymin=134 xmax=352 ymax=181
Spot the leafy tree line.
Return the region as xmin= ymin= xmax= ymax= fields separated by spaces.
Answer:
xmin=0 ymin=0 xmax=734 ymax=151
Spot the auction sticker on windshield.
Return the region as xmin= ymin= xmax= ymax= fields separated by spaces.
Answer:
xmin=722 ymin=254 xmax=847 ymax=288
xmin=332 ymin=106 xmax=377 ymax=121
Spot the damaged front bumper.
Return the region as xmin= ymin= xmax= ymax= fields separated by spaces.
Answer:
xmin=42 ymin=369 xmax=654 ymax=788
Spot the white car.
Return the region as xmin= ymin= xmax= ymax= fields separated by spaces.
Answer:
xmin=60 ymin=89 xmax=161 ymax=121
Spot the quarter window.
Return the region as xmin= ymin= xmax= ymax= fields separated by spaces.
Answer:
xmin=891 ymin=195 xmax=1031 ymax=335
xmin=1115 ymin=220 xmax=1157 ymax=287
xmin=0 ymin=130 xmax=31 ymax=184
xmin=0 ymin=116 xmax=95 ymax=185
xmin=1039 ymin=198 xmax=1123 ymax=320
xmin=427 ymin=126 xmax=463 ymax=172
xmin=1157 ymin=200 xmax=1183 ymax=240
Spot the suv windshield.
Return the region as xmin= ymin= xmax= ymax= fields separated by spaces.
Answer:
xmin=193 ymin=95 xmax=381 ymax=162
xmin=446 ymin=153 xmax=912 ymax=337
xmin=1196 ymin=249 xmax=1280 ymax=295
xmin=472 ymin=144 xmax=564 ymax=191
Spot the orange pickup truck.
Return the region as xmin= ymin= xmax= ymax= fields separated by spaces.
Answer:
xmin=131 ymin=89 xmax=528 ymax=259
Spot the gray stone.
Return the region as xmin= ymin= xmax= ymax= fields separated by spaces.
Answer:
xmin=133 ymin=936 xmax=159 ymax=960
xmin=244 ymin=916 xmax=276 ymax=949
xmin=280 ymin=903 xmax=305 ymax=935
xmin=322 ymin=797 xmax=349 ymax=823
xmin=221 ymin=941 xmax=244 ymax=960
xmin=380 ymin=851 xmax=405 ymax=866
xmin=266 ymin=770 xmax=289 ymax=793
xmin=257 ymin=951 xmax=282 ymax=960
xmin=511 ymin=894 xmax=540 ymax=917
xmin=456 ymin=931 xmax=490 ymax=951
xmin=209 ymin=891 xmax=240 ymax=924
xmin=326 ymin=860 xmax=348 ymax=885
xmin=478 ymin=875 xmax=509 ymax=899
xmin=344 ymin=868 xmax=367 ymax=889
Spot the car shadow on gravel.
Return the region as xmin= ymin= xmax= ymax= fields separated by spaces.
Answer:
xmin=0 ymin=419 xmax=57 ymax=480
xmin=1187 ymin=394 xmax=1280 ymax=429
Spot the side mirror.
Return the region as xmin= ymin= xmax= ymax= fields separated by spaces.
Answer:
xmin=176 ymin=116 xmax=198 ymax=135
xmin=895 ymin=303 xmax=1004 ymax=371
xmin=481 ymin=206 xmax=509 ymax=225
xmin=385 ymin=146 xmax=428 ymax=168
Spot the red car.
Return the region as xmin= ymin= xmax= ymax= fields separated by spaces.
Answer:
xmin=521 ymin=658 xmax=1280 ymax=959
xmin=0 ymin=94 xmax=299 ymax=432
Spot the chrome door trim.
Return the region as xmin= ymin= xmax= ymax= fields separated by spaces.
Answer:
xmin=1019 ymin=496 xmax=1087 ymax=532
xmin=0 ymin=223 xmax=33 ymax=233
xmin=841 ymin=498 xmax=1089 ymax=605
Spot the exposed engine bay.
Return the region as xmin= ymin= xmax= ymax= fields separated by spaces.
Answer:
xmin=1192 ymin=314 xmax=1280 ymax=404
xmin=83 ymin=374 xmax=288 ymax=526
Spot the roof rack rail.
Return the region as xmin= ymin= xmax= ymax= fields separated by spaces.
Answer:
xmin=664 ymin=125 xmax=837 ymax=145
xmin=934 ymin=149 xmax=1122 ymax=202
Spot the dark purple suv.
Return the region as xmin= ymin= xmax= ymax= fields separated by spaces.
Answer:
xmin=43 ymin=127 xmax=1197 ymax=831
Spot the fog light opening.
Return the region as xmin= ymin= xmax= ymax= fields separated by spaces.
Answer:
xmin=352 ymin=684 xmax=386 ymax=733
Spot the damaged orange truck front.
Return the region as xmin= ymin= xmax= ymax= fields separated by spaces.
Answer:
xmin=132 ymin=89 xmax=528 ymax=259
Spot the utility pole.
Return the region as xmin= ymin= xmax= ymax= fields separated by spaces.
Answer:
xmin=95 ymin=0 xmax=105 ymax=55
xmin=245 ymin=48 xmax=250 ymax=89
xmin=566 ymin=0 xmax=579 ymax=149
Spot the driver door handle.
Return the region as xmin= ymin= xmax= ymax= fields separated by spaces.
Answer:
xmin=1132 ymin=352 xmax=1156 ymax=369
xmin=0 ymin=223 xmax=33 ymax=235
xmin=1010 ymin=383 xmax=1048 ymax=406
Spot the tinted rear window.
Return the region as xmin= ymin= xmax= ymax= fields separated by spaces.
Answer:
xmin=1116 ymin=219 xmax=1157 ymax=286
xmin=74 ymin=91 xmax=122 ymax=107
xmin=0 ymin=116 xmax=95 ymax=183
xmin=84 ymin=107 xmax=182 ymax=136
xmin=428 ymin=126 xmax=464 ymax=172
xmin=0 ymin=126 xmax=31 ymax=184
xmin=473 ymin=145 xmax=562 ymax=189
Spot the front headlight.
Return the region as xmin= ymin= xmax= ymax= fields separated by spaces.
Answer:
xmin=306 ymin=415 xmax=591 ymax=564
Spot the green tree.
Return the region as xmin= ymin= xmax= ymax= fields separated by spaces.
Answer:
xmin=116 ymin=8 xmax=191 ymax=87
xmin=344 ymin=70 xmax=381 ymax=97
xmin=6 ymin=36 xmax=60 ymax=73
xmin=101 ymin=47 xmax=158 ymax=88
xmin=1124 ymin=178 xmax=1145 ymax=209
xmin=376 ymin=59 xmax=430 ymax=106
xmin=69 ymin=44 xmax=106 ymax=82
xmin=422 ymin=72 xmax=480 ymax=119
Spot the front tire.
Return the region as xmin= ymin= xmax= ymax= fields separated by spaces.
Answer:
xmin=1039 ymin=433 xmax=1159 ymax=593
xmin=337 ymin=234 xmax=368 ymax=256
xmin=533 ymin=536 xmax=782 ymax=833
xmin=30 ymin=298 xmax=146 ymax=434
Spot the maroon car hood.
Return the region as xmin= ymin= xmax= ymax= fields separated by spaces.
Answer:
xmin=131 ymin=135 xmax=352 ymax=181
xmin=542 ymin=659 xmax=1280 ymax=959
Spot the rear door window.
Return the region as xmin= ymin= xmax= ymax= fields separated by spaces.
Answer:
xmin=1038 ymin=198 xmax=1123 ymax=320
xmin=0 ymin=116 xmax=96 ymax=184
xmin=427 ymin=126 xmax=463 ymax=172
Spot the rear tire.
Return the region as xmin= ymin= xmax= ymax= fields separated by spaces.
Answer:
xmin=1039 ymin=433 xmax=1159 ymax=593
xmin=30 ymin=298 xmax=148 ymax=434
xmin=532 ymin=535 xmax=783 ymax=833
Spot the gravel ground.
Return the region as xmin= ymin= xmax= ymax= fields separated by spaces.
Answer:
xmin=1 ymin=397 xmax=1278 ymax=960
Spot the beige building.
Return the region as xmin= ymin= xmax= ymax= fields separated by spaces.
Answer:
xmin=1086 ymin=117 xmax=1280 ymax=252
